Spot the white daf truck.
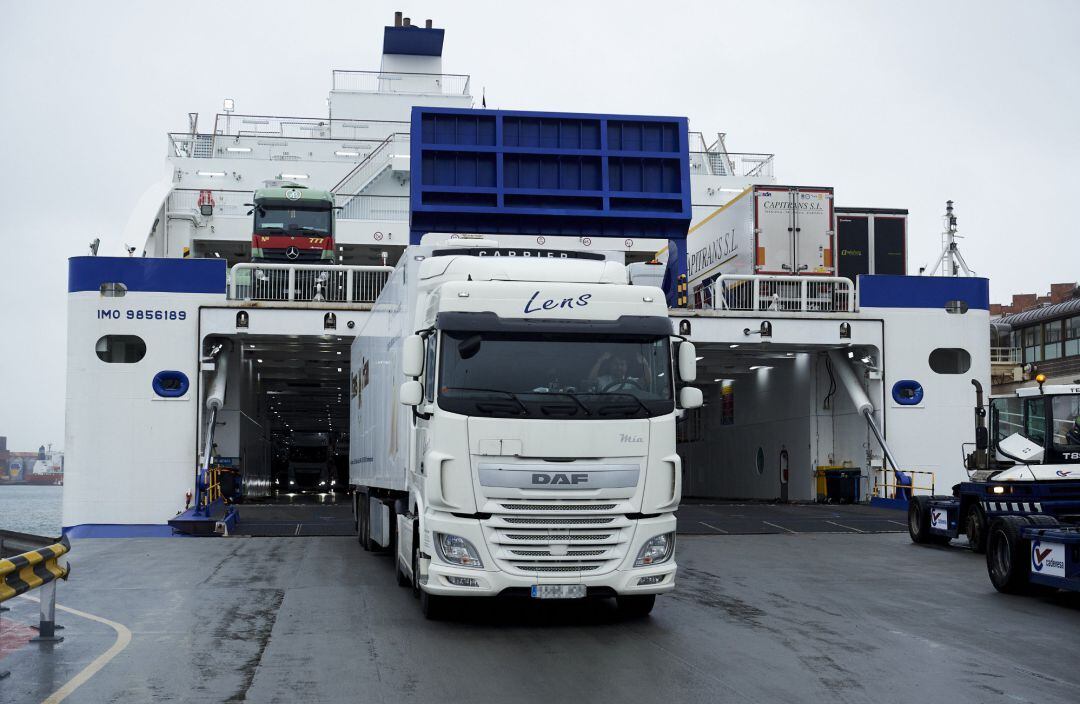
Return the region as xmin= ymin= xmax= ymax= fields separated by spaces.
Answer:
xmin=349 ymin=238 xmax=702 ymax=619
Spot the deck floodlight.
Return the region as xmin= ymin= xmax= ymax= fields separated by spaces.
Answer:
xmin=236 ymin=311 xmax=249 ymax=329
xmin=324 ymin=312 xmax=337 ymax=330
xmin=840 ymin=322 xmax=852 ymax=339
xmin=678 ymin=319 xmax=691 ymax=336
xmin=223 ymin=98 xmax=235 ymax=112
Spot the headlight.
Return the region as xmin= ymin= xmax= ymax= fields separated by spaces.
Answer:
xmin=330 ymin=480 xmax=336 ymax=486
xmin=289 ymin=480 xmax=295 ymax=485
xmin=319 ymin=481 xmax=326 ymax=486
xmin=434 ymin=533 xmax=484 ymax=569
xmin=635 ymin=533 xmax=675 ymax=567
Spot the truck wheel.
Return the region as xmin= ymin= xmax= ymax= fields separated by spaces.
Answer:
xmin=1025 ymin=514 xmax=1060 ymax=529
xmin=964 ymin=504 xmax=988 ymax=554
xmin=908 ymin=496 xmax=946 ymax=545
xmin=395 ymin=524 xmax=411 ymax=587
xmin=411 ymin=542 xmax=421 ymax=598
xmin=615 ymin=594 xmax=656 ymax=618
xmin=358 ymin=494 xmax=373 ymax=551
xmin=395 ymin=554 xmax=411 ymax=587
xmin=986 ymin=516 xmax=1033 ymax=594
xmin=420 ymin=590 xmax=450 ymax=620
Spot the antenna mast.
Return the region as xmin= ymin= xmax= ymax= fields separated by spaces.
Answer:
xmin=925 ymin=200 xmax=974 ymax=277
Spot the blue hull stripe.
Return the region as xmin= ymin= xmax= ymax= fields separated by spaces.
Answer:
xmin=858 ymin=275 xmax=989 ymax=310
xmin=69 ymin=256 xmax=226 ymax=295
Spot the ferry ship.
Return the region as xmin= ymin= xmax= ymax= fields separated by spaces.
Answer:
xmin=62 ymin=12 xmax=990 ymax=540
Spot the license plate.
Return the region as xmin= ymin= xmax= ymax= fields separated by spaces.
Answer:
xmin=531 ymin=584 xmax=586 ymax=599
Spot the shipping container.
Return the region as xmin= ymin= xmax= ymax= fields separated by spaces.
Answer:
xmin=685 ymin=185 xmax=835 ymax=289
xmin=834 ymin=208 xmax=908 ymax=281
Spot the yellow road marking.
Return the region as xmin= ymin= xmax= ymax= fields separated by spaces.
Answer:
xmin=18 ymin=594 xmax=132 ymax=704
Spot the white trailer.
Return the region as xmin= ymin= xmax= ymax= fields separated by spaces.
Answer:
xmin=686 ymin=185 xmax=835 ymax=290
xmin=349 ymin=237 xmax=701 ymax=619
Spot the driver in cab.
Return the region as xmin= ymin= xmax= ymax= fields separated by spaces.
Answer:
xmin=589 ymin=352 xmax=640 ymax=392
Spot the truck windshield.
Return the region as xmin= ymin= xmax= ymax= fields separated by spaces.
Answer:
xmin=254 ymin=206 xmax=331 ymax=235
xmin=438 ymin=331 xmax=674 ymax=419
xmin=289 ymin=446 xmax=327 ymax=463
xmin=1050 ymin=395 xmax=1080 ymax=462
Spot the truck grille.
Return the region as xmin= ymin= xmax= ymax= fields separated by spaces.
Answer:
xmin=484 ymin=503 xmax=632 ymax=576
xmin=500 ymin=503 xmax=616 ymax=512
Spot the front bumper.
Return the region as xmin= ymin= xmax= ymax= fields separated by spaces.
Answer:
xmin=419 ymin=512 xmax=677 ymax=597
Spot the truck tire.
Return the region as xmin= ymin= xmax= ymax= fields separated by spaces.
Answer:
xmin=615 ymin=594 xmax=656 ymax=618
xmin=358 ymin=492 xmax=371 ymax=546
xmin=411 ymin=541 xmax=422 ymax=599
xmin=986 ymin=516 xmax=1034 ymax=594
xmin=908 ymin=496 xmax=947 ymax=545
xmin=395 ymin=554 xmax=411 ymax=587
xmin=1025 ymin=514 xmax=1059 ymax=529
xmin=964 ymin=503 xmax=988 ymax=554
xmin=420 ymin=590 xmax=450 ymax=620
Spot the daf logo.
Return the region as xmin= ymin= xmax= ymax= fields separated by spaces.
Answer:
xmin=285 ymin=188 xmax=302 ymax=200
xmin=532 ymin=473 xmax=589 ymax=485
xmin=285 ymin=246 xmax=300 ymax=260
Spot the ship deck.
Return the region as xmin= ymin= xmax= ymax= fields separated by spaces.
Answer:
xmin=1 ymin=505 xmax=1077 ymax=703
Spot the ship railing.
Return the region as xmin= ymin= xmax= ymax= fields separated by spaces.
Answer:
xmin=990 ymin=347 xmax=1021 ymax=364
xmin=168 ymin=132 xmax=395 ymax=162
xmin=331 ymin=133 xmax=410 ymax=196
xmin=228 ymin=264 xmax=394 ymax=303
xmin=699 ymin=275 xmax=856 ymax=313
xmin=332 ymin=69 xmax=470 ymax=95
xmin=168 ymin=188 xmax=408 ymax=222
xmin=333 ymin=193 xmax=410 ymax=221
xmin=688 ymin=151 xmax=775 ymax=178
xmin=210 ymin=113 xmax=408 ymax=139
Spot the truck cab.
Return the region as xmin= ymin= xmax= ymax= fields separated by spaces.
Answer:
xmin=909 ymin=382 xmax=1080 ymax=551
xmin=286 ymin=433 xmax=333 ymax=492
xmin=250 ymin=184 xmax=335 ymax=264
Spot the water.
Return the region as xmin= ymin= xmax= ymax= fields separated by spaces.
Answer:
xmin=0 ymin=485 xmax=63 ymax=536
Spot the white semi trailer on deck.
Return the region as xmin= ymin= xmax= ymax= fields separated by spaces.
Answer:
xmin=349 ymin=238 xmax=702 ymax=619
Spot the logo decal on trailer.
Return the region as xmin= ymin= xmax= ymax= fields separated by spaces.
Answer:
xmin=930 ymin=510 xmax=948 ymax=530
xmin=1056 ymin=469 xmax=1076 ymax=477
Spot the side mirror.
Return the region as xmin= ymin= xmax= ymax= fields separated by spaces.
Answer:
xmin=402 ymin=335 xmax=424 ymax=377
xmin=679 ymin=386 xmax=703 ymax=410
xmin=399 ymin=380 xmax=423 ymax=406
xmin=678 ymin=341 xmax=698 ymax=383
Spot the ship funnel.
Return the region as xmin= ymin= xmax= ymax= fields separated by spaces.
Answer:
xmin=394 ymin=11 xmax=402 ymax=27
xmin=403 ymin=16 xmax=411 ymax=27
xmin=425 ymin=19 xmax=432 ymax=28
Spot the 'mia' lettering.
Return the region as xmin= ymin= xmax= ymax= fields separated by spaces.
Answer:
xmin=524 ymin=291 xmax=592 ymax=314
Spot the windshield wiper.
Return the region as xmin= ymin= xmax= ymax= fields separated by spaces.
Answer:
xmin=442 ymin=387 xmax=528 ymax=415
xmin=528 ymin=391 xmax=592 ymax=416
xmin=588 ymin=392 xmax=651 ymax=416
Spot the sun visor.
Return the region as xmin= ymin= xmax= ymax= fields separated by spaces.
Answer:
xmin=436 ymin=311 xmax=672 ymax=336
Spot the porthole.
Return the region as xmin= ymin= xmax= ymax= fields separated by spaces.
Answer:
xmin=892 ymin=380 xmax=924 ymax=405
xmin=928 ymin=348 xmax=971 ymax=374
xmin=152 ymin=370 xmax=190 ymax=398
xmin=95 ymin=335 xmax=146 ymax=363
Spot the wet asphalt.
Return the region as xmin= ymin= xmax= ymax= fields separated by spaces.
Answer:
xmin=1 ymin=511 xmax=1078 ymax=703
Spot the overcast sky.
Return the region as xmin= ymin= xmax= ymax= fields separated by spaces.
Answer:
xmin=2 ymin=0 xmax=1078 ymax=450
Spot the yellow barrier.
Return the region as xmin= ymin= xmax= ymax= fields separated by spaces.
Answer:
xmin=873 ymin=469 xmax=936 ymax=499
xmin=0 ymin=535 xmax=71 ymax=604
